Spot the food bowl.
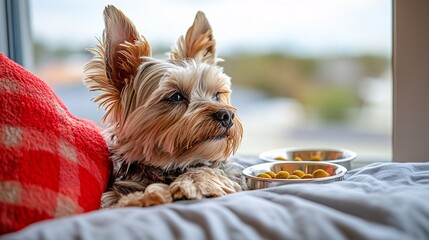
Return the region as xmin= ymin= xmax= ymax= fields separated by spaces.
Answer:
xmin=259 ymin=147 xmax=357 ymax=169
xmin=242 ymin=161 xmax=347 ymax=189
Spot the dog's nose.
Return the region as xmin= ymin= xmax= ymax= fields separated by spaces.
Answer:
xmin=212 ymin=109 xmax=234 ymax=128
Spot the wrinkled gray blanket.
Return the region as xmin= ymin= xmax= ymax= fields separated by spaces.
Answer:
xmin=2 ymin=161 xmax=429 ymax=240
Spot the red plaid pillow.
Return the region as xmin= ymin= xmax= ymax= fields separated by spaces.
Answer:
xmin=0 ymin=53 xmax=111 ymax=234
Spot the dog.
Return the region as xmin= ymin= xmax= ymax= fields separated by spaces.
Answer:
xmin=84 ymin=5 xmax=244 ymax=208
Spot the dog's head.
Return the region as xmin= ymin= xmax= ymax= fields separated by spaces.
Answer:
xmin=84 ymin=5 xmax=243 ymax=170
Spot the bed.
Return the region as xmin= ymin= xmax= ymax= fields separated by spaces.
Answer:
xmin=2 ymin=156 xmax=429 ymax=240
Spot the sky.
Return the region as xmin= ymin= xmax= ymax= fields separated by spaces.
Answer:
xmin=30 ymin=0 xmax=392 ymax=57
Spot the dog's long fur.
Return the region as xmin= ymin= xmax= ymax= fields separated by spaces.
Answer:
xmin=84 ymin=5 xmax=244 ymax=208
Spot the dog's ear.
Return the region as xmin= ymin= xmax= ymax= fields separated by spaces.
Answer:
xmin=170 ymin=11 xmax=217 ymax=64
xmin=103 ymin=5 xmax=151 ymax=88
xmin=85 ymin=5 xmax=151 ymax=124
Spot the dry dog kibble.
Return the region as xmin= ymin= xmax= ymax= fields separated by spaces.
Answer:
xmin=256 ymin=173 xmax=272 ymax=179
xmin=293 ymin=156 xmax=303 ymax=161
xmin=275 ymin=156 xmax=286 ymax=160
xmin=313 ymin=169 xmax=330 ymax=178
xmin=256 ymin=168 xmax=332 ymax=180
xmin=301 ymin=174 xmax=313 ymax=179
xmin=265 ymin=171 xmax=277 ymax=178
xmin=288 ymin=175 xmax=301 ymax=179
xmin=292 ymin=170 xmax=305 ymax=178
xmin=276 ymin=171 xmax=290 ymax=179
xmin=310 ymin=155 xmax=322 ymax=161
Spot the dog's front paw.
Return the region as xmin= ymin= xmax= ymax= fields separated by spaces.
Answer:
xmin=141 ymin=183 xmax=173 ymax=206
xmin=115 ymin=191 xmax=146 ymax=207
xmin=170 ymin=167 xmax=241 ymax=200
xmin=115 ymin=183 xmax=172 ymax=207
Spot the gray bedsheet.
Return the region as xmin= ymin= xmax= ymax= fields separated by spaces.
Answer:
xmin=2 ymin=161 xmax=429 ymax=240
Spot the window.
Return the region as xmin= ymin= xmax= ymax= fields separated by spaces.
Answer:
xmin=0 ymin=0 xmax=33 ymax=68
xmin=21 ymin=0 xmax=395 ymax=167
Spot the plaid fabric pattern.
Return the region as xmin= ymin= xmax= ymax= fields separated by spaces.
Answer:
xmin=0 ymin=54 xmax=111 ymax=234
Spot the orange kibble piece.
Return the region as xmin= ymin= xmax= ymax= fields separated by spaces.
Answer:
xmin=292 ymin=170 xmax=305 ymax=178
xmin=310 ymin=155 xmax=322 ymax=161
xmin=276 ymin=171 xmax=290 ymax=179
xmin=313 ymin=169 xmax=330 ymax=178
xmin=301 ymin=174 xmax=313 ymax=179
xmin=293 ymin=156 xmax=303 ymax=161
xmin=256 ymin=173 xmax=272 ymax=179
xmin=288 ymin=175 xmax=301 ymax=179
xmin=275 ymin=156 xmax=286 ymax=160
xmin=265 ymin=171 xmax=277 ymax=178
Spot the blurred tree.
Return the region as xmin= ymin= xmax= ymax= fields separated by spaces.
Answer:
xmin=221 ymin=53 xmax=388 ymax=123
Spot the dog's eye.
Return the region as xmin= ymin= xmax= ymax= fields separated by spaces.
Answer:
xmin=168 ymin=92 xmax=185 ymax=102
xmin=213 ymin=93 xmax=220 ymax=101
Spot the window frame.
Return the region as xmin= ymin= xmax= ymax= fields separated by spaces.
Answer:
xmin=0 ymin=0 xmax=33 ymax=70
xmin=392 ymin=0 xmax=429 ymax=162
xmin=0 ymin=0 xmax=9 ymax=56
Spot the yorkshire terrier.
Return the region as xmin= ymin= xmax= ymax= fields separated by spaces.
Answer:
xmin=84 ymin=5 xmax=244 ymax=208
